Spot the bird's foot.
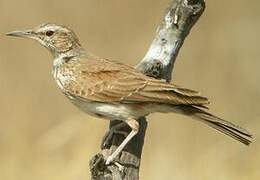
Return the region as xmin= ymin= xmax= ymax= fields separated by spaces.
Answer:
xmin=105 ymin=154 xmax=115 ymax=165
xmin=114 ymin=162 xmax=125 ymax=172
xmin=105 ymin=156 xmax=125 ymax=172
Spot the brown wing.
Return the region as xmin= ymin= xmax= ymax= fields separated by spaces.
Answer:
xmin=61 ymin=57 xmax=209 ymax=107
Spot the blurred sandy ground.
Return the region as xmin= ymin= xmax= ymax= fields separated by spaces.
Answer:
xmin=0 ymin=0 xmax=259 ymax=179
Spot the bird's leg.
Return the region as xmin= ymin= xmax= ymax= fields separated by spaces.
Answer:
xmin=101 ymin=122 xmax=128 ymax=149
xmin=105 ymin=118 xmax=139 ymax=165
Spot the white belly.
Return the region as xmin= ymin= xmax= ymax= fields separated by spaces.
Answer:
xmin=69 ymin=97 xmax=150 ymax=120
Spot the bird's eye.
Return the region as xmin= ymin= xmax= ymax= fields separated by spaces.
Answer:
xmin=46 ymin=30 xmax=54 ymax=37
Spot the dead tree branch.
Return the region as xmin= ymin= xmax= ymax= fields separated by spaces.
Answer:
xmin=90 ymin=0 xmax=205 ymax=179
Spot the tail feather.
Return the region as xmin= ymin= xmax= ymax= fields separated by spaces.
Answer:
xmin=176 ymin=105 xmax=252 ymax=145
xmin=201 ymin=118 xmax=252 ymax=145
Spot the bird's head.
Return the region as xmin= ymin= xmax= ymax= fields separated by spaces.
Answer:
xmin=6 ymin=23 xmax=82 ymax=57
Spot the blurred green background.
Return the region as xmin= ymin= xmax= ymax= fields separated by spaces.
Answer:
xmin=0 ymin=0 xmax=259 ymax=179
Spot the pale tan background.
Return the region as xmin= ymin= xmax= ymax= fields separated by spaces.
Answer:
xmin=0 ymin=0 xmax=259 ymax=179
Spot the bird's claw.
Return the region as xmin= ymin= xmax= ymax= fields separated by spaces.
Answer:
xmin=105 ymin=156 xmax=125 ymax=172
xmin=105 ymin=155 xmax=114 ymax=165
xmin=114 ymin=162 xmax=125 ymax=172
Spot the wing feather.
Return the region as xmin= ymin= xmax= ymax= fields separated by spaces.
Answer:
xmin=62 ymin=58 xmax=209 ymax=107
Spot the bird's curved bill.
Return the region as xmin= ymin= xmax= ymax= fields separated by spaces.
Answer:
xmin=6 ymin=30 xmax=33 ymax=38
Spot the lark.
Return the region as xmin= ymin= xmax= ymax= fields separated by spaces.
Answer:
xmin=6 ymin=23 xmax=252 ymax=165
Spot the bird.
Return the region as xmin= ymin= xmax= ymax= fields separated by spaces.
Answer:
xmin=6 ymin=23 xmax=252 ymax=165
